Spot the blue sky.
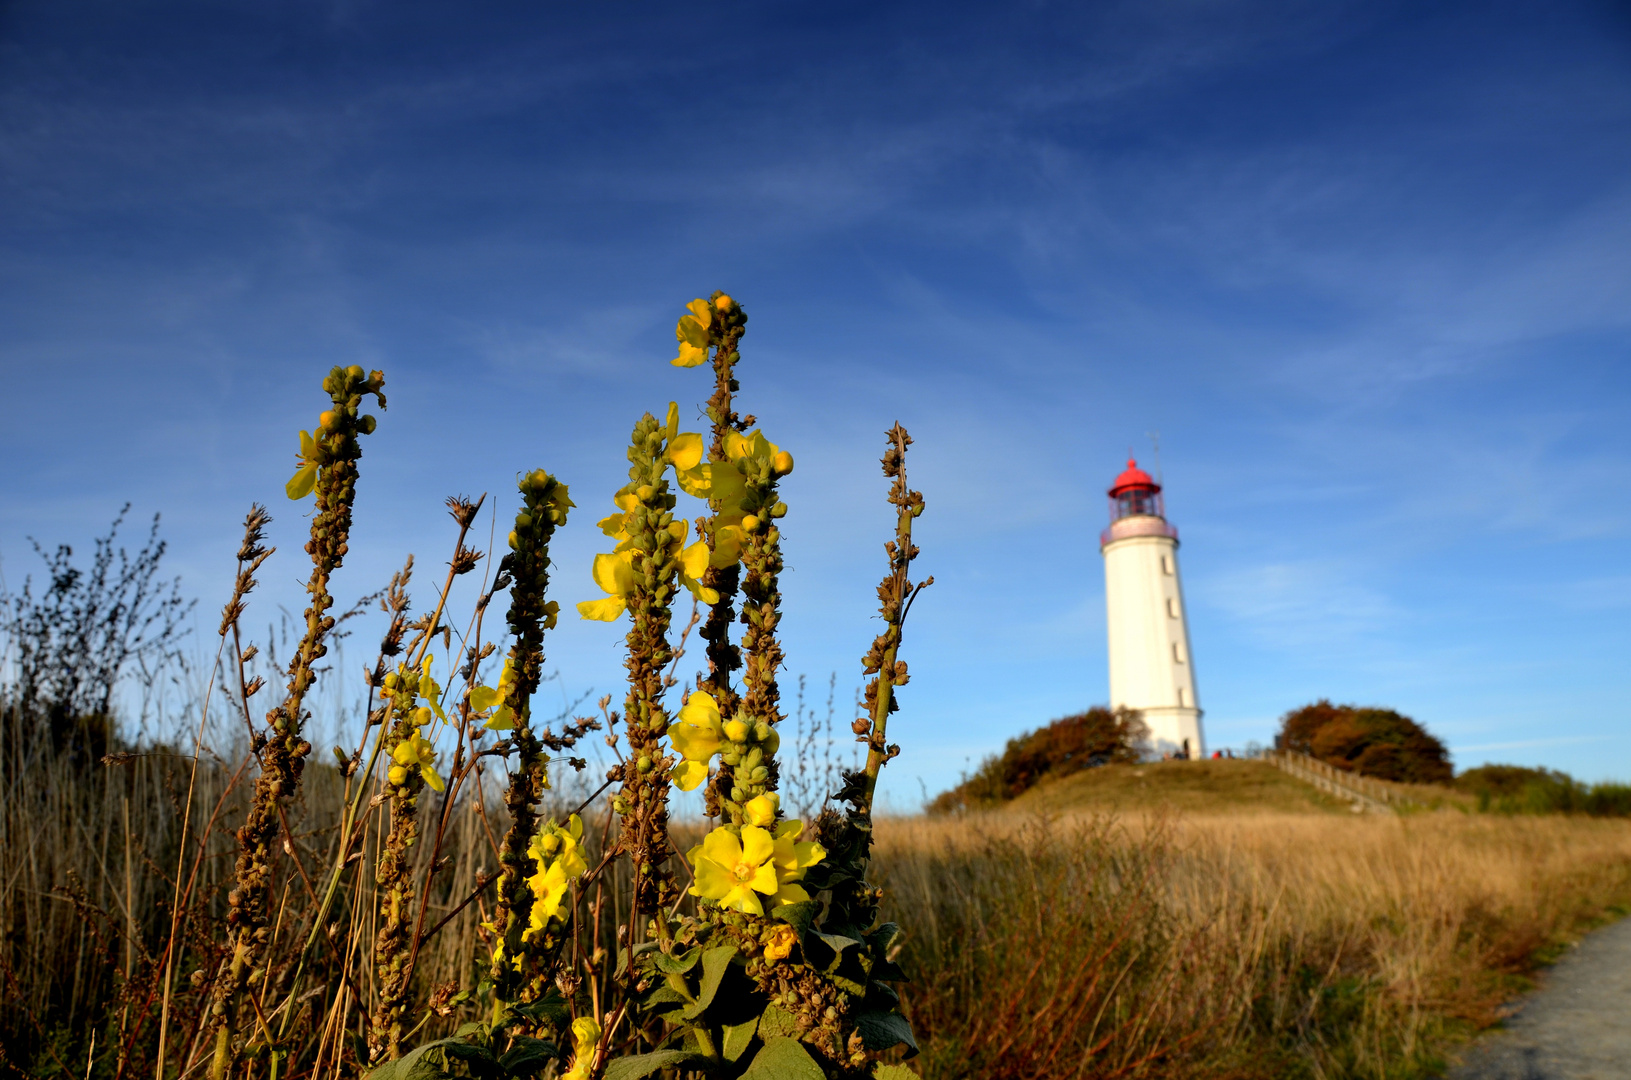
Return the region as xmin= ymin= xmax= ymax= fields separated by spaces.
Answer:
xmin=3 ymin=0 xmax=1629 ymax=801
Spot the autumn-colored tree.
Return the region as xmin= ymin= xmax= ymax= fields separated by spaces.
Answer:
xmin=928 ymin=706 xmax=1148 ymax=813
xmin=1276 ymin=700 xmax=1451 ymax=785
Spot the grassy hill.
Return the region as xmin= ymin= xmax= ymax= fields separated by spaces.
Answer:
xmin=1006 ymin=758 xmax=1358 ymax=815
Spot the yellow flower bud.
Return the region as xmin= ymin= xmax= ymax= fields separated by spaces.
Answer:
xmin=318 ymin=410 xmax=338 ymax=431
xmin=715 ymin=294 xmax=733 ymax=311
xmin=741 ymin=515 xmax=761 ymax=534
xmin=743 ymin=791 xmax=779 ymax=827
xmin=723 ymin=719 xmax=750 ymax=743
xmin=388 ymin=765 xmax=408 ymax=786
xmin=772 ymin=450 xmax=793 ymax=475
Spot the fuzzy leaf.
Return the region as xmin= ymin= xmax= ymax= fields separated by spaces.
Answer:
xmin=653 ymin=945 xmax=703 ymax=975
xmin=775 ymin=900 xmax=819 ymax=936
xmin=873 ymin=1065 xmax=919 ymax=1080
xmin=855 ymin=1010 xmax=919 ymax=1057
xmin=803 ymin=930 xmax=864 ymax=976
xmin=758 ymin=1005 xmax=800 ymax=1040
xmin=867 ymin=922 xmax=905 ymax=954
xmin=723 ymin=1016 xmax=760 ymax=1063
xmin=741 ymin=1036 xmax=824 ymax=1080
xmin=439 ymin=1040 xmax=503 ymax=1079
xmin=498 ymin=1038 xmax=560 ymax=1077
xmin=602 ymin=1050 xmax=703 ymax=1080
xmin=363 ymin=1038 xmax=465 ymax=1080
xmin=682 ymin=945 xmax=738 ymax=1020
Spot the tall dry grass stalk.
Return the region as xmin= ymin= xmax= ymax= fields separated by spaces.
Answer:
xmin=875 ymin=811 xmax=1631 ymax=1080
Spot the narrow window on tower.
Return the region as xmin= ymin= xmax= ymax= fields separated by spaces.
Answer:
xmin=1161 ymin=554 xmax=1174 ymax=575
xmin=1178 ymin=688 xmax=1188 ymax=707
xmin=1172 ymin=641 xmax=1186 ymax=664
xmin=1166 ymin=597 xmax=1179 ymax=619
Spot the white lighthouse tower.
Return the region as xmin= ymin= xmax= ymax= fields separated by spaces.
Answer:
xmin=1100 ymin=459 xmax=1204 ymax=759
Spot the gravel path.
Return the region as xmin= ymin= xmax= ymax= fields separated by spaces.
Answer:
xmin=1449 ymin=916 xmax=1631 ymax=1079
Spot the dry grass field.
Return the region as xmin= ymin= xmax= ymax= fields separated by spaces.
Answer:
xmin=878 ymin=789 xmax=1631 ymax=1080
xmin=7 ymin=749 xmax=1631 ymax=1080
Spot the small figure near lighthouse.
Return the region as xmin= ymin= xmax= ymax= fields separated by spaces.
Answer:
xmin=1100 ymin=459 xmax=1204 ymax=759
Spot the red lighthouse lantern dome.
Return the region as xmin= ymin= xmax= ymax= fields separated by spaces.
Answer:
xmin=1106 ymin=458 xmax=1167 ymax=526
xmin=1108 ymin=459 xmax=1160 ymax=498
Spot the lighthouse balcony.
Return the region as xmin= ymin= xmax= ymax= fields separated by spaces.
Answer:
xmin=1100 ymin=515 xmax=1179 ymax=547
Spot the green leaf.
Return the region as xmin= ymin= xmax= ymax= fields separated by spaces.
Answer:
xmin=758 ymin=1004 xmax=800 ymax=1040
xmin=805 ymin=930 xmax=863 ymax=967
xmin=873 ymin=1065 xmax=919 ymax=1079
xmin=872 ymin=959 xmax=909 ymax=983
xmin=440 ymin=1040 xmax=504 ymax=1080
xmin=653 ymin=945 xmax=703 ymax=975
xmin=602 ymin=1050 xmax=704 ymax=1080
xmin=855 ymin=1010 xmax=919 ymax=1057
xmin=453 ymin=1020 xmax=487 ymax=1039
xmin=723 ymin=1015 xmax=760 ymax=1063
xmin=511 ymin=993 xmax=571 ymax=1028
xmin=644 ymin=985 xmax=690 ymax=1009
xmin=775 ymin=900 xmax=818 ymax=936
xmin=498 ymin=1038 xmax=560 ymax=1077
xmin=867 ymin=922 xmax=904 ymax=954
xmin=741 ymin=1036 xmax=824 ymax=1080
xmin=363 ymin=1038 xmax=465 ymax=1080
xmin=681 ymin=945 xmax=738 ymax=1020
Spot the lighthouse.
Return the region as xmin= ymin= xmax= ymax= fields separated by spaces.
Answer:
xmin=1100 ymin=459 xmax=1204 ymax=759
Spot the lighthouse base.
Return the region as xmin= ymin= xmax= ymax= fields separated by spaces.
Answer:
xmin=1136 ymin=706 xmax=1205 ymax=761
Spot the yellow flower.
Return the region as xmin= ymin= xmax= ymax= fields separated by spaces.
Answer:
xmin=672 ymin=299 xmax=713 ymax=368
xmin=576 ymin=548 xmax=639 ymax=622
xmin=580 ymin=457 xmax=717 ymax=618
xmin=285 ymin=429 xmax=323 ymax=500
xmin=763 ymin=924 xmax=797 ymax=963
xmin=768 ymin=819 xmax=825 ymax=907
xmin=743 ymin=791 xmax=780 ymax=827
xmin=723 ymin=429 xmax=779 ymax=464
xmin=668 ymin=691 xmax=724 ymax=791
xmin=669 ymin=430 xmax=704 ymax=473
xmin=688 ymin=822 xmax=824 ymax=916
xmin=678 ymin=537 xmax=719 ymax=604
xmin=523 ymin=814 xmax=587 ymax=937
xmin=714 ymin=294 xmax=733 ymax=312
xmin=561 ymin=1016 xmax=601 ymax=1080
xmin=468 ymin=658 xmax=518 ymax=730
xmin=390 ymin=730 xmax=443 ymax=792
xmin=415 ymin=654 xmax=446 ymax=723
xmin=688 ymin=826 xmax=779 ymax=914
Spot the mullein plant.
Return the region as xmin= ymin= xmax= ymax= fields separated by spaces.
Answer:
xmin=369 ymin=653 xmax=448 ymax=1060
xmin=578 ymin=405 xmax=717 ymax=927
xmin=556 ymin=297 xmax=923 ymax=1080
xmin=209 ymin=366 xmax=385 ymax=1080
xmin=481 ymin=469 xmax=576 ymax=1007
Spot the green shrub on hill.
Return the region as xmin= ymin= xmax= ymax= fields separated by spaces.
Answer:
xmin=1457 ymin=764 xmax=1631 ymax=816
xmin=1277 ymin=699 xmax=1452 ymax=784
xmin=927 ymin=706 xmax=1148 ymax=813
